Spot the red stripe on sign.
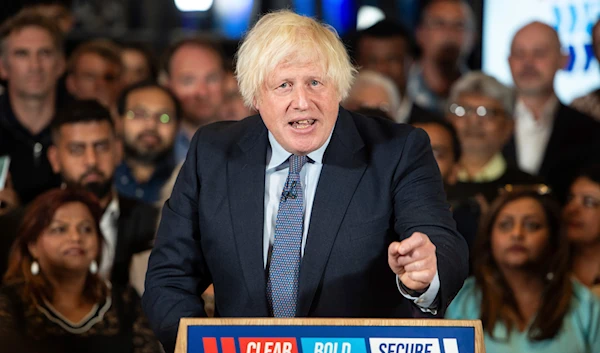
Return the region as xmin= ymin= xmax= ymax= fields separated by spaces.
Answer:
xmin=221 ymin=337 xmax=236 ymax=353
xmin=203 ymin=337 xmax=218 ymax=353
xmin=239 ymin=338 xmax=298 ymax=353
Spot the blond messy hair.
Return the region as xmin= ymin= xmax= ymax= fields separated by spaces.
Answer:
xmin=236 ymin=10 xmax=357 ymax=108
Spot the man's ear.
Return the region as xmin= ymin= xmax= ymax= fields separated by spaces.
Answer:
xmin=66 ymin=73 xmax=76 ymax=95
xmin=47 ymin=145 xmax=61 ymax=174
xmin=56 ymin=54 xmax=66 ymax=78
xmin=446 ymin=163 xmax=459 ymax=186
xmin=0 ymin=57 xmax=8 ymax=80
xmin=415 ymin=26 xmax=426 ymax=52
xmin=158 ymin=71 xmax=170 ymax=87
xmin=253 ymin=97 xmax=260 ymax=111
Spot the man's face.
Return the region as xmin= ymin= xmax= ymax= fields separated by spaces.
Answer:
xmin=67 ymin=52 xmax=122 ymax=107
xmin=220 ymin=71 xmax=253 ymax=121
xmin=447 ymin=94 xmax=513 ymax=157
xmin=509 ymin=23 xmax=566 ymax=97
xmin=416 ymin=1 xmax=474 ymax=64
xmin=121 ymin=49 xmax=151 ymax=87
xmin=357 ymin=36 xmax=408 ymax=91
xmin=0 ymin=26 xmax=64 ymax=99
xmin=48 ymin=121 xmax=121 ymax=200
xmin=167 ymin=45 xmax=225 ymax=127
xmin=122 ymin=87 xmax=178 ymax=164
xmin=256 ymin=60 xmax=340 ymax=156
xmin=344 ymin=82 xmax=393 ymax=114
xmin=413 ymin=122 xmax=456 ymax=183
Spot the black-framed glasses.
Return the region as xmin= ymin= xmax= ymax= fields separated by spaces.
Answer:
xmin=449 ymin=103 xmax=505 ymax=119
xmin=125 ymin=110 xmax=174 ymax=124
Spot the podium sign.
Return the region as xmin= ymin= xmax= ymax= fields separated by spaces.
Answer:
xmin=175 ymin=319 xmax=485 ymax=353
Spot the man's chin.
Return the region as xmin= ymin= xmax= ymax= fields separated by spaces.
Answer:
xmin=516 ymin=86 xmax=548 ymax=96
xmin=83 ymin=181 xmax=113 ymax=200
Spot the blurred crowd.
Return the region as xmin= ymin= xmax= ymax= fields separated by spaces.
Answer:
xmin=0 ymin=0 xmax=599 ymax=352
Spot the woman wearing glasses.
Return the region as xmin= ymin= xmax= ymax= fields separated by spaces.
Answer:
xmin=446 ymin=189 xmax=600 ymax=352
xmin=564 ymin=165 xmax=600 ymax=297
xmin=445 ymin=71 xmax=539 ymax=202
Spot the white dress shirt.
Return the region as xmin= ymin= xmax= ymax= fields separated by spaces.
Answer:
xmin=394 ymin=96 xmax=413 ymax=124
xmin=99 ymin=197 xmax=119 ymax=279
xmin=263 ymin=131 xmax=439 ymax=313
xmin=514 ymin=97 xmax=558 ymax=175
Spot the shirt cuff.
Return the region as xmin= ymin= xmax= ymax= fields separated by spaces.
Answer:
xmin=396 ymin=271 xmax=440 ymax=315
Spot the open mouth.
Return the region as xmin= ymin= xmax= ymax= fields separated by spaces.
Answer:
xmin=289 ymin=119 xmax=316 ymax=129
xmin=64 ymin=248 xmax=85 ymax=256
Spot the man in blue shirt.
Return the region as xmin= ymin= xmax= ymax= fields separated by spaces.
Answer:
xmin=407 ymin=0 xmax=475 ymax=115
xmin=115 ymin=81 xmax=179 ymax=203
xmin=162 ymin=37 xmax=226 ymax=163
xmin=143 ymin=11 xmax=469 ymax=353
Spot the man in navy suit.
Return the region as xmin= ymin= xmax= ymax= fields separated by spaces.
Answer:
xmin=143 ymin=11 xmax=468 ymax=352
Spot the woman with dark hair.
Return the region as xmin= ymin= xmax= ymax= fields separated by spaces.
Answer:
xmin=0 ymin=188 xmax=161 ymax=353
xmin=564 ymin=164 xmax=600 ymax=296
xmin=446 ymin=190 xmax=600 ymax=352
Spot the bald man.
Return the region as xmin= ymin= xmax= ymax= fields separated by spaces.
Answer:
xmin=503 ymin=21 xmax=600 ymax=199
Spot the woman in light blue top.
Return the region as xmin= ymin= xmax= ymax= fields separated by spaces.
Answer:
xmin=446 ymin=189 xmax=600 ymax=352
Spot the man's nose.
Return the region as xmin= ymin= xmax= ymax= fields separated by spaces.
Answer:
xmin=194 ymin=82 xmax=209 ymax=98
xmin=292 ymin=86 xmax=309 ymax=110
xmin=84 ymin=148 xmax=97 ymax=166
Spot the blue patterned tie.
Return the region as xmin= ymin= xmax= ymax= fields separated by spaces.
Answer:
xmin=267 ymin=154 xmax=308 ymax=317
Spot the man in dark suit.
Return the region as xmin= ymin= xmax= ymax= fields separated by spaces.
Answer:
xmin=504 ymin=21 xmax=600 ymax=200
xmin=143 ymin=11 xmax=468 ymax=353
xmin=46 ymin=99 xmax=157 ymax=286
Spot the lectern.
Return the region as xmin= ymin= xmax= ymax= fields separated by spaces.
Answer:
xmin=174 ymin=318 xmax=485 ymax=353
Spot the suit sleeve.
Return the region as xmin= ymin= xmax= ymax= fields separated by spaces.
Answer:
xmin=392 ymin=128 xmax=468 ymax=315
xmin=142 ymin=130 xmax=212 ymax=353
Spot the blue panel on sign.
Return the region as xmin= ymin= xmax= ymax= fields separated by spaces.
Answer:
xmin=187 ymin=325 xmax=475 ymax=353
xmin=301 ymin=338 xmax=367 ymax=353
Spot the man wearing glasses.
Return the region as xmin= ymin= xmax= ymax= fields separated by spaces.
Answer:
xmin=45 ymin=99 xmax=158 ymax=286
xmin=407 ymin=0 xmax=476 ymax=115
xmin=66 ymin=39 xmax=123 ymax=117
xmin=115 ymin=82 xmax=180 ymax=203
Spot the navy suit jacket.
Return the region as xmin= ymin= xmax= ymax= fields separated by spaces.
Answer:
xmin=142 ymin=108 xmax=468 ymax=352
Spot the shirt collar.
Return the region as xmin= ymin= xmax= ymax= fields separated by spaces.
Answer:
xmin=266 ymin=130 xmax=333 ymax=170
xmin=515 ymin=95 xmax=559 ymax=126
xmin=103 ymin=195 xmax=120 ymax=221
xmin=457 ymin=153 xmax=507 ymax=183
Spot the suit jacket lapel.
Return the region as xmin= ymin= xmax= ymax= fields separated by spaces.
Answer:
xmin=538 ymin=103 xmax=564 ymax=175
xmin=227 ymin=117 xmax=270 ymax=314
xmin=114 ymin=195 xmax=133 ymax=267
xmin=296 ymin=108 xmax=367 ymax=316
xmin=502 ymin=136 xmax=518 ymax=168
